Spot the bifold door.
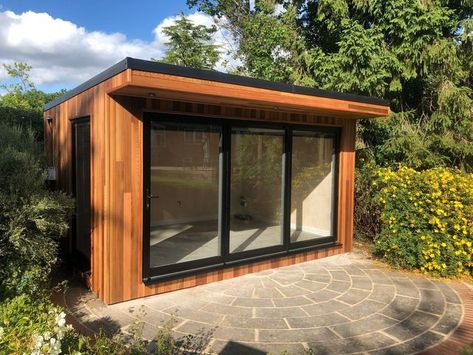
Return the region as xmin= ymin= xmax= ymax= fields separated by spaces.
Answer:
xmin=143 ymin=113 xmax=339 ymax=281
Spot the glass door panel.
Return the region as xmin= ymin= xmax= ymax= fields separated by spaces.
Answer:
xmin=229 ymin=127 xmax=284 ymax=253
xmin=149 ymin=122 xmax=221 ymax=268
xmin=73 ymin=120 xmax=91 ymax=269
xmin=290 ymin=131 xmax=336 ymax=243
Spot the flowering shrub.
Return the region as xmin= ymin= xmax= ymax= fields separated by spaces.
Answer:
xmin=0 ymin=295 xmax=76 ymax=354
xmin=371 ymin=166 xmax=473 ymax=276
xmin=0 ymin=294 xmax=189 ymax=354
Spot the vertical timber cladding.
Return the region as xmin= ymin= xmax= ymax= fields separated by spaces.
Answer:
xmin=44 ymin=79 xmax=357 ymax=305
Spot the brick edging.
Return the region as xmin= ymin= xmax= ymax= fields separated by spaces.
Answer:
xmin=421 ymin=282 xmax=473 ymax=355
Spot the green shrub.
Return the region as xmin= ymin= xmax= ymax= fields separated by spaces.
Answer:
xmin=354 ymin=162 xmax=382 ymax=241
xmin=0 ymin=123 xmax=73 ymax=297
xmin=0 ymin=293 xmax=189 ymax=354
xmin=0 ymin=294 xmax=74 ymax=354
xmin=370 ymin=166 xmax=473 ymax=276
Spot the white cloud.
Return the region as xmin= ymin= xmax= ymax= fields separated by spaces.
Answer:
xmin=0 ymin=9 xmax=240 ymax=90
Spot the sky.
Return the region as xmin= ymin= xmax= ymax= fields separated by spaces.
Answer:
xmin=0 ymin=0 xmax=238 ymax=93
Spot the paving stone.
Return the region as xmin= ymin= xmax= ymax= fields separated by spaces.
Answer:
xmin=213 ymin=326 xmax=256 ymax=342
xmin=160 ymin=302 xmax=209 ymax=316
xmin=224 ymin=287 xmax=255 ymax=298
xmin=381 ymin=295 xmax=419 ymax=321
xmin=410 ymin=276 xmax=438 ymax=290
xmin=84 ymin=316 xmax=121 ymax=336
xmin=418 ymin=289 xmax=445 ymax=315
xmin=273 ymin=296 xmax=313 ymax=307
xmin=258 ymin=327 xmax=337 ymax=342
xmin=253 ymin=287 xmax=285 ymax=298
xmin=351 ymin=276 xmax=373 ymax=290
xmin=277 ymin=285 xmax=312 ymax=297
xmin=336 ymin=288 xmax=370 ymax=305
xmin=222 ymin=315 xmax=288 ymax=329
xmin=201 ymin=303 xmax=253 ymax=317
xmin=211 ymin=340 xmax=305 ymax=355
xmin=432 ymin=303 xmax=463 ymax=335
xmin=269 ymin=271 xmax=305 ymax=285
xmin=295 ymin=280 xmax=328 ymax=292
xmin=69 ymin=305 xmax=91 ymax=323
xmin=323 ymin=264 xmax=345 ymax=271
xmin=384 ymin=311 xmax=440 ymax=341
xmin=339 ymin=300 xmax=387 ymax=320
xmin=139 ymin=298 xmax=176 ymax=311
xmin=364 ymin=269 xmax=393 ymax=285
xmin=331 ymin=314 xmax=397 ymax=338
xmin=433 ymin=281 xmax=462 ymax=304
xmin=85 ymin=298 xmax=108 ymax=315
xmin=304 ymin=273 xmax=332 ymax=283
xmin=309 ymin=331 xmax=397 ymax=354
xmin=62 ymin=253 xmax=463 ymax=355
xmin=197 ymin=293 xmax=236 ymax=305
xmin=130 ymin=323 xmax=158 ymax=340
xmin=306 ymin=289 xmax=341 ymax=302
xmin=326 ymin=281 xmax=351 ymax=293
xmin=169 ymin=309 xmax=225 ymax=325
xmin=101 ymin=310 xmax=136 ymax=328
xmin=174 ymin=320 xmax=217 ymax=337
xmin=254 ymin=307 xmax=307 ymax=319
xmin=370 ymin=331 xmax=445 ymax=355
xmin=329 ymin=270 xmax=351 ymax=282
xmin=302 ymin=300 xmax=349 ymax=316
xmin=286 ymin=312 xmax=349 ymax=328
xmin=395 ymin=279 xmax=420 ymax=298
xmin=388 ymin=271 xmax=411 ymax=280
xmin=139 ymin=308 xmax=179 ymax=327
xmin=341 ymin=265 xmax=366 ymax=276
xmin=368 ymin=285 xmax=396 ymax=304
xmin=260 ymin=278 xmax=284 ymax=289
xmin=232 ymin=297 xmax=274 ymax=307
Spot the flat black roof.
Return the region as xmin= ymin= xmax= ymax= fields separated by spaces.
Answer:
xmin=44 ymin=57 xmax=390 ymax=111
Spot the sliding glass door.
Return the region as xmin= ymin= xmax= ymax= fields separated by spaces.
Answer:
xmin=143 ymin=113 xmax=339 ymax=280
xmin=230 ymin=128 xmax=284 ymax=253
xmin=290 ymin=131 xmax=337 ymax=244
xmin=147 ymin=121 xmax=222 ymax=269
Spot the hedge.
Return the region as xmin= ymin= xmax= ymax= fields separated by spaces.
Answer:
xmin=360 ymin=165 xmax=473 ymax=276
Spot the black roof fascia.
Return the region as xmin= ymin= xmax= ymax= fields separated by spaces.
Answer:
xmin=43 ymin=58 xmax=128 ymax=110
xmin=44 ymin=57 xmax=390 ymax=111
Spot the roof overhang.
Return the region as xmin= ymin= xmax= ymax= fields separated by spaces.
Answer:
xmin=44 ymin=57 xmax=390 ymax=119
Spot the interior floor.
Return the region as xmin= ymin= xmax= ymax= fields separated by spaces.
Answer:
xmin=149 ymin=219 xmax=327 ymax=267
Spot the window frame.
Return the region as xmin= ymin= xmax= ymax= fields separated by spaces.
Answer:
xmin=142 ymin=112 xmax=340 ymax=283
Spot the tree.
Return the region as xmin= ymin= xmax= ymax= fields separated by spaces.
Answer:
xmin=187 ymin=0 xmax=473 ymax=171
xmin=0 ymin=62 xmax=66 ymax=140
xmin=157 ymin=13 xmax=220 ymax=70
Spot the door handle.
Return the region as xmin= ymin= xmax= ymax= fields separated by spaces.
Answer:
xmin=145 ymin=189 xmax=159 ymax=209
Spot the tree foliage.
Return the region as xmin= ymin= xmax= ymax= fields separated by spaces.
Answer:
xmin=187 ymin=0 xmax=473 ymax=171
xmin=0 ymin=62 xmax=65 ymax=140
xmin=157 ymin=13 xmax=219 ymax=70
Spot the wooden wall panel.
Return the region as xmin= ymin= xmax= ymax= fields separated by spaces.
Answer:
xmin=45 ymin=72 xmax=358 ymax=304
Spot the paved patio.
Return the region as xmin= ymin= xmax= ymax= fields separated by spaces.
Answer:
xmin=60 ymin=252 xmax=471 ymax=354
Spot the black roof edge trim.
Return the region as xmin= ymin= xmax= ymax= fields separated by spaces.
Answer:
xmin=44 ymin=57 xmax=390 ymax=111
xmin=43 ymin=58 xmax=129 ymax=111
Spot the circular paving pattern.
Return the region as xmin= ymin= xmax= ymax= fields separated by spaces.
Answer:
xmin=63 ymin=253 xmax=465 ymax=354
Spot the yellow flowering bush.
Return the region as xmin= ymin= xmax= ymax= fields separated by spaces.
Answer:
xmin=371 ymin=166 xmax=473 ymax=276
